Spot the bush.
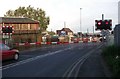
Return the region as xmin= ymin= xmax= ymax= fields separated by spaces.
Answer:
xmin=102 ymin=45 xmax=120 ymax=77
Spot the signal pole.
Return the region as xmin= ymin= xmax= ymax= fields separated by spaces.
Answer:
xmin=102 ymin=14 xmax=105 ymax=42
xmin=102 ymin=14 xmax=104 ymax=21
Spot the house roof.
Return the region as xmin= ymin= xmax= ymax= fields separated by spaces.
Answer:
xmin=61 ymin=28 xmax=73 ymax=32
xmin=56 ymin=30 xmax=61 ymax=33
xmin=0 ymin=17 xmax=39 ymax=24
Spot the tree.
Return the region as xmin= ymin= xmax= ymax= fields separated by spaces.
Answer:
xmin=4 ymin=10 xmax=14 ymax=17
xmin=48 ymin=31 xmax=55 ymax=36
xmin=4 ymin=5 xmax=50 ymax=33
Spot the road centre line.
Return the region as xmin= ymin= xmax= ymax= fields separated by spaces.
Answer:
xmin=62 ymin=44 xmax=103 ymax=78
xmin=74 ymin=44 xmax=104 ymax=77
xmin=68 ymin=53 xmax=92 ymax=77
xmin=62 ymin=49 xmax=93 ymax=78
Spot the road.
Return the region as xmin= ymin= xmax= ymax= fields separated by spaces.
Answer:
xmin=2 ymin=42 xmax=110 ymax=77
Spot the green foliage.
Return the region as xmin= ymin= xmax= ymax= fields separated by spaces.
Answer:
xmin=102 ymin=45 xmax=120 ymax=57
xmin=102 ymin=45 xmax=120 ymax=77
xmin=48 ymin=31 xmax=55 ymax=36
xmin=4 ymin=5 xmax=50 ymax=32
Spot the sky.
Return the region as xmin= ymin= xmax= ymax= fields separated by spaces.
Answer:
xmin=0 ymin=0 xmax=120 ymax=33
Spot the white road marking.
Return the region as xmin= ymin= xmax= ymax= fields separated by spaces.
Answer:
xmin=1 ymin=43 xmax=103 ymax=71
xmin=1 ymin=47 xmax=73 ymax=70
xmin=62 ymin=44 xmax=103 ymax=77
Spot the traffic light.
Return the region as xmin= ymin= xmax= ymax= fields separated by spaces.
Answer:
xmin=95 ymin=20 xmax=103 ymax=30
xmin=95 ymin=19 xmax=112 ymax=30
xmin=2 ymin=26 xmax=13 ymax=33
xmin=104 ymin=20 xmax=112 ymax=30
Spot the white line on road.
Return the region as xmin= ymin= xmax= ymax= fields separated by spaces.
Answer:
xmin=62 ymin=44 xmax=103 ymax=78
xmin=1 ymin=47 xmax=74 ymax=70
xmin=1 ymin=43 xmax=103 ymax=71
xmin=62 ymin=51 xmax=92 ymax=78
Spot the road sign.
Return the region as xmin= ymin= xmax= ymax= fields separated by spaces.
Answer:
xmin=60 ymin=31 xmax=66 ymax=36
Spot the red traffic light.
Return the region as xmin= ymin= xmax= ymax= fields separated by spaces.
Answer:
xmin=95 ymin=19 xmax=112 ymax=30
xmin=98 ymin=22 xmax=102 ymax=25
xmin=105 ymin=21 xmax=108 ymax=24
xmin=2 ymin=26 xmax=13 ymax=33
xmin=95 ymin=20 xmax=103 ymax=30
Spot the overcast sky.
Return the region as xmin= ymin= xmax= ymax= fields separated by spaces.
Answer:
xmin=0 ymin=0 xmax=119 ymax=33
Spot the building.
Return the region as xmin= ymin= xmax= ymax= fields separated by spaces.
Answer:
xmin=56 ymin=28 xmax=74 ymax=42
xmin=118 ymin=1 xmax=120 ymax=24
xmin=57 ymin=28 xmax=73 ymax=36
xmin=113 ymin=1 xmax=120 ymax=46
xmin=114 ymin=24 xmax=120 ymax=46
xmin=0 ymin=17 xmax=41 ymax=45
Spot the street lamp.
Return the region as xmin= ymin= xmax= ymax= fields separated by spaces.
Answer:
xmin=79 ymin=8 xmax=82 ymax=40
xmin=80 ymin=8 xmax=82 ymax=33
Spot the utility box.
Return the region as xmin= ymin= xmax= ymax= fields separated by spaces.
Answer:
xmin=114 ymin=24 xmax=120 ymax=46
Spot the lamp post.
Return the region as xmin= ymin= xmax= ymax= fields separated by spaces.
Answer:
xmin=80 ymin=8 xmax=82 ymax=33
xmin=80 ymin=8 xmax=82 ymax=41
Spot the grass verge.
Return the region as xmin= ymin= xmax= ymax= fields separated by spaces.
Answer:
xmin=102 ymin=45 xmax=120 ymax=77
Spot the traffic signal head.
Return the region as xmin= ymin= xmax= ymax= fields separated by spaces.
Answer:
xmin=105 ymin=21 xmax=108 ymax=25
xmin=95 ymin=19 xmax=112 ymax=30
xmin=95 ymin=20 xmax=103 ymax=30
xmin=104 ymin=20 xmax=112 ymax=30
xmin=2 ymin=26 xmax=13 ymax=33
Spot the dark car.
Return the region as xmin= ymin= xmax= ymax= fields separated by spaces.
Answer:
xmin=0 ymin=43 xmax=19 ymax=61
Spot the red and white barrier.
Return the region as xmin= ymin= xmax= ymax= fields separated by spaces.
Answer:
xmin=14 ymin=41 xmax=80 ymax=46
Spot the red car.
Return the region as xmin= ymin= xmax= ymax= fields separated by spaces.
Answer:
xmin=0 ymin=43 xmax=19 ymax=61
xmin=82 ymin=38 xmax=88 ymax=43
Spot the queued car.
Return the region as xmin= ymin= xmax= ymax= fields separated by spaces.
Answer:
xmin=82 ymin=38 xmax=88 ymax=43
xmin=92 ymin=38 xmax=97 ymax=43
xmin=73 ymin=39 xmax=79 ymax=43
xmin=0 ymin=43 xmax=19 ymax=61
